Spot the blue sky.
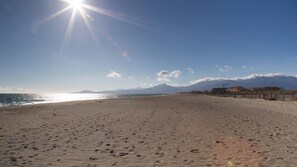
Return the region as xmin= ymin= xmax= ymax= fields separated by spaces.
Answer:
xmin=0 ymin=0 xmax=297 ymax=93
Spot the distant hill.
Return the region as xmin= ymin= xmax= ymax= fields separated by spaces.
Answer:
xmin=138 ymin=84 xmax=181 ymax=94
xmin=99 ymin=87 xmax=145 ymax=94
xmin=99 ymin=84 xmax=179 ymax=94
xmin=75 ymin=84 xmax=180 ymax=94
xmin=73 ymin=90 xmax=97 ymax=94
xmin=75 ymin=75 xmax=297 ymax=94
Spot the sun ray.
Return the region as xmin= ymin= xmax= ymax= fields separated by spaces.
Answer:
xmin=61 ymin=8 xmax=77 ymax=50
xmin=60 ymin=0 xmax=85 ymax=9
xmin=37 ymin=0 xmax=151 ymax=51
xmin=36 ymin=6 xmax=72 ymax=27
xmin=78 ymin=8 xmax=99 ymax=45
xmin=58 ymin=0 xmax=74 ymax=4
xmin=82 ymin=4 xmax=147 ymax=28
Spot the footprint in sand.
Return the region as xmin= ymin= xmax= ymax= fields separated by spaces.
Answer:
xmin=190 ymin=149 xmax=199 ymax=153
xmin=211 ymin=136 xmax=262 ymax=167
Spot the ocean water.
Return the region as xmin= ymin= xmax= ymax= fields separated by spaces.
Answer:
xmin=0 ymin=93 xmax=163 ymax=107
xmin=0 ymin=93 xmax=117 ymax=107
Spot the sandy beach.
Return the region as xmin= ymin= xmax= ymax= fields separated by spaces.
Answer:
xmin=1 ymin=94 xmax=297 ymax=167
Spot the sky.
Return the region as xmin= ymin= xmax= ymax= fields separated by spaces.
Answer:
xmin=0 ymin=0 xmax=297 ymax=93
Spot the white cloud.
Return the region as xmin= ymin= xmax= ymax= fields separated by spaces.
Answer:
xmin=189 ymin=73 xmax=292 ymax=85
xmin=156 ymin=77 xmax=171 ymax=82
xmin=141 ymin=83 xmax=149 ymax=87
xmin=187 ymin=68 xmax=194 ymax=74
xmin=189 ymin=77 xmax=226 ymax=85
xmin=237 ymin=73 xmax=285 ymax=80
xmin=157 ymin=70 xmax=171 ymax=78
xmin=156 ymin=70 xmax=182 ymax=82
xmin=128 ymin=76 xmax=134 ymax=79
xmin=167 ymin=83 xmax=179 ymax=87
xmin=216 ymin=64 xmax=232 ymax=72
xmin=170 ymin=70 xmax=182 ymax=78
xmin=107 ymin=71 xmax=121 ymax=78
xmin=0 ymin=86 xmax=31 ymax=93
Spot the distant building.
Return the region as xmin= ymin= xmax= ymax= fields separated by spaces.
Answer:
xmin=227 ymin=86 xmax=247 ymax=93
xmin=250 ymin=87 xmax=282 ymax=92
xmin=211 ymin=88 xmax=227 ymax=94
xmin=189 ymin=91 xmax=205 ymax=94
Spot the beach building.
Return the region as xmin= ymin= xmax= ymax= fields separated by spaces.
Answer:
xmin=250 ymin=87 xmax=282 ymax=92
xmin=227 ymin=86 xmax=247 ymax=93
xmin=211 ymin=88 xmax=227 ymax=94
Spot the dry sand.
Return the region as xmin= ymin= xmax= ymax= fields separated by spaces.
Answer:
xmin=0 ymin=94 xmax=297 ymax=167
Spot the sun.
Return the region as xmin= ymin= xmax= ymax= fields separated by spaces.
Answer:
xmin=69 ymin=0 xmax=85 ymax=9
xmin=35 ymin=0 xmax=143 ymax=50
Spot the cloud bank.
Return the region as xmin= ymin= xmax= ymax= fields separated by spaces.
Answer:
xmin=190 ymin=73 xmax=293 ymax=85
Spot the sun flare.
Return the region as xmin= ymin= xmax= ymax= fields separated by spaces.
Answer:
xmin=36 ymin=0 xmax=143 ymax=50
xmin=69 ymin=0 xmax=84 ymax=9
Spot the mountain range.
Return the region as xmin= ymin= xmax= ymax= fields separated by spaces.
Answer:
xmin=75 ymin=74 xmax=297 ymax=94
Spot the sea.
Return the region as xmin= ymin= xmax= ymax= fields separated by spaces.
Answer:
xmin=0 ymin=93 xmax=161 ymax=107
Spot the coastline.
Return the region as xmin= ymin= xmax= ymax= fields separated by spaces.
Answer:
xmin=1 ymin=94 xmax=297 ymax=166
xmin=0 ymin=93 xmax=166 ymax=108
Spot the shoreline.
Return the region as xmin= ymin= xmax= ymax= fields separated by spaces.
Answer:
xmin=0 ymin=93 xmax=167 ymax=109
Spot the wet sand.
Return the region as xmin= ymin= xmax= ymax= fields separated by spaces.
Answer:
xmin=1 ymin=94 xmax=297 ymax=167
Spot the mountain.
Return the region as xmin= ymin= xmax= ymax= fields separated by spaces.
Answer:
xmin=186 ymin=75 xmax=297 ymax=91
xmin=99 ymin=87 xmax=145 ymax=94
xmin=75 ymin=75 xmax=297 ymax=94
xmin=73 ymin=90 xmax=97 ymax=93
xmin=138 ymin=84 xmax=181 ymax=94
xmin=183 ymin=80 xmax=238 ymax=92
xmin=99 ymin=84 xmax=180 ymax=94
